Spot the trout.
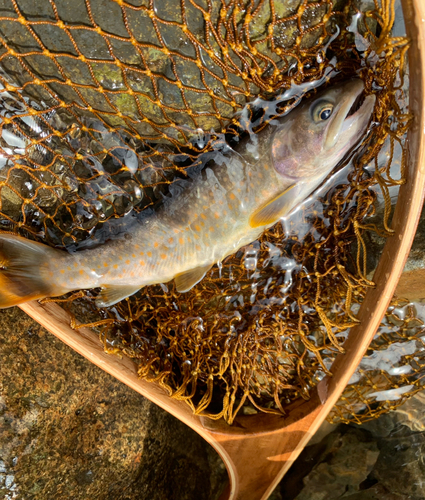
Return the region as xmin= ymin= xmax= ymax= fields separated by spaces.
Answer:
xmin=0 ymin=79 xmax=375 ymax=308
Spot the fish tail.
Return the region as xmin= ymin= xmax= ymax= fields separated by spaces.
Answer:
xmin=0 ymin=233 xmax=66 ymax=308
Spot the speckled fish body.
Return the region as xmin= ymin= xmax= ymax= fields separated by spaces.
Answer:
xmin=50 ymin=153 xmax=286 ymax=297
xmin=0 ymin=79 xmax=376 ymax=308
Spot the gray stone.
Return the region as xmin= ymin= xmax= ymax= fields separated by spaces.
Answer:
xmin=291 ymin=428 xmax=379 ymax=500
xmin=341 ymin=483 xmax=413 ymax=500
xmin=372 ymin=433 xmax=425 ymax=498
xmin=0 ymin=306 xmax=227 ymax=500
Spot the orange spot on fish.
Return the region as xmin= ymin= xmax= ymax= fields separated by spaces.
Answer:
xmin=60 ymin=270 xmax=65 ymax=274
xmin=161 ymin=253 xmax=167 ymax=260
xmin=168 ymin=237 xmax=173 ymax=244
xmin=209 ymin=227 xmax=214 ymax=232
xmin=154 ymin=242 xmax=159 ymax=248
xmin=195 ymin=244 xmax=201 ymax=251
xmin=201 ymin=213 xmax=207 ymax=220
xmin=74 ymin=262 xmax=78 ymax=268
xmin=264 ymin=164 xmax=269 ymax=170
xmin=200 ymin=221 xmax=205 ymax=227
xmin=104 ymin=262 xmax=108 ymax=267
xmin=147 ymin=251 xmax=152 ymax=257
xmin=214 ymin=212 xmax=219 ymax=219
xmin=140 ymin=251 xmax=144 ymax=256
xmin=195 ymin=224 xmax=201 ymax=231
xmin=113 ymin=264 xmax=118 ymax=269
xmin=140 ymin=260 xmax=145 ymax=266
xmin=67 ymin=266 xmax=71 ymax=271
xmin=229 ymin=193 xmax=235 ymax=200
xmin=125 ymin=259 xmax=130 ymax=265
xmin=79 ymin=270 xmax=84 ymax=275
xmin=179 ymin=237 xmax=184 ymax=245
xmin=132 ymin=254 xmax=136 ymax=258
xmin=130 ymin=272 xmax=135 ymax=277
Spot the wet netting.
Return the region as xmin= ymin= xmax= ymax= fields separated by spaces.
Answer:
xmin=0 ymin=0 xmax=417 ymax=424
xmin=329 ymin=300 xmax=425 ymax=425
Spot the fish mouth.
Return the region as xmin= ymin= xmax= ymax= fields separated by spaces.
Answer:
xmin=346 ymin=92 xmax=366 ymax=117
xmin=339 ymin=92 xmax=375 ymax=135
xmin=326 ymin=80 xmax=376 ymax=149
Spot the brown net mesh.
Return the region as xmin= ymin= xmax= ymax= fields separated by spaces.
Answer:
xmin=0 ymin=0 xmax=416 ymax=424
xmin=329 ymin=299 xmax=425 ymax=425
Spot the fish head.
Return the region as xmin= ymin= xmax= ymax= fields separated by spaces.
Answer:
xmin=271 ymin=79 xmax=376 ymax=181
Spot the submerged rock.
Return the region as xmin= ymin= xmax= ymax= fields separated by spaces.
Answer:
xmin=0 ymin=0 xmax=350 ymax=141
xmin=279 ymin=393 xmax=425 ymax=500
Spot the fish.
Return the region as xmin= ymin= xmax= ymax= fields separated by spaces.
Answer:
xmin=0 ymin=79 xmax=375 ymax=309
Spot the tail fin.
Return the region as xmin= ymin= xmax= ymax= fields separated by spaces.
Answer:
xmin=0 ymin=233 xmax=64 ymax=308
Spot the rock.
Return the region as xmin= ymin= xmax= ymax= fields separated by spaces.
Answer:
xmin=339 ymin=483 xmax=412 ymax=500
xmin=371 ymin=433 xmax=425 ymax=498
xmin=280 ymin=428 xmax=380 ymax=500
xmin=279 ymin=393 xmax=425 ymax=500
xmin=0 ymin=307 xmax=227 ymax=500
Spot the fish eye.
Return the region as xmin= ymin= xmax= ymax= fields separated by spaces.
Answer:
xmin=311 ymin=101 xmax=334 ymax=123
xmin=320 ymin=108 xmax=332 ymax=120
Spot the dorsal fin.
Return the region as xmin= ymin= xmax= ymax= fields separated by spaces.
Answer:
xmin=96 ymin=284 xmax=140 ymax=308
xmin=174 ymin=264 xmax=212 ymax=293
xmin=249 ymin=184 xmax=297 ymax=228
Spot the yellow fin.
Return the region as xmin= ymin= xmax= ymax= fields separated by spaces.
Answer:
xmin=96 ymin=284 xmax=140 ymax=308
xmin=174 ymin=264 xmax=212 ymax=293
xmin=249 ymin=184 xmax=297 ymax=228
xmin=0 ymin=233 xmax=64 ymax=308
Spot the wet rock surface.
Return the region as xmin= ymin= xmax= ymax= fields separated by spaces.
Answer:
xmin=0 ymin=306 xmax=227 ymax=500
xmin=279 ymin=392 xmax=425 ymax=500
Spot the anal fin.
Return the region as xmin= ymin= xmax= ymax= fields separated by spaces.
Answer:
xmin=174 ymin=264 xmax=212 ymax=293
xmin=96 ymin=284 xmax=140 ymax=307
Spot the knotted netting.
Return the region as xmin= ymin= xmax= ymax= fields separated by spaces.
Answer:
xmin=0 ymin=0 xmax=420 ymax=424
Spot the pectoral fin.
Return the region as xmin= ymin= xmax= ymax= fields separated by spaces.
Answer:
xmin=96 ymin=284 xmax=141 ymax=307
xmin=174 ymin=264 xmax=212 ymax=293
xmin=249 ymin=184 xmax=297 ymax=228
